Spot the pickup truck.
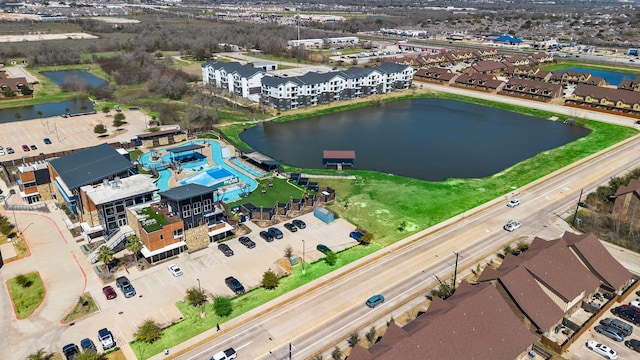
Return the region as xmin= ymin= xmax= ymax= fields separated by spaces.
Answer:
xmin=210 ymin=348 xmax=237 ymax=360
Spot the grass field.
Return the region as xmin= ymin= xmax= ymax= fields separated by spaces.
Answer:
xmin=7 ymin=272 xmax=45 ymax=319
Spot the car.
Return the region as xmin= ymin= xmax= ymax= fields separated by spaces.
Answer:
xmin=578 ymin=201 xmax=589 ymax=208
xmin=168 ymin=264 xmax=183 ymax=277
xmin=6 ymin=147 xmax=14 ymax=154
xmin=238 ymin=236 xmax=256 ymax=249
xmin=503 ymin=220 xmax=521 ymax=232
xmin=586 ymin=340 xmax=618 ymax=359
xmin=625 ymin=338 xmax=640 ymax=352
xmin=292 ymin=219 xmax=306 ymax=229
xmin=115 ymin=276 xmax=136 ymax=298
xmin=225 ymin=276 xmax=245 ymax=295
xmin=0 ymin=148 xmax=5 ymax=156
xmin=316 ymin=244 xmax=332 ymax=254
xmin=595 ymin=325 xmax=625 ymax=342
xmin=102 ymin=285 xmax=117 ymax=300
xmin=630 ymin=299 xmax=640 ymax=308
xmin=350 ymin=231 xmax=364 ymax=241
xmin=283 ymin=223 xmax=298 ymax=232
xmin=30 ymin=144 xmax=37 ymax=150
xmin=507 ymin=199 xmax=520 ymax=207
xmin=613 ymin=307 xmax=640 ymax=325
xmin=62 ymin=343 xmax=80 ymax=360
xmin=43 ymin=138 xmax=52 ymax=144
xmin=366 ymin=294 xmax=385 ymax=308
xmin=80 ymin=338 xmax=97 ymax=353
xmin=22 ymin=144 xmax=30 ymax=152
xmin=209 ymin=347 xmax=237 ymax=360
xmin=259 ymin=231 xmax=274 ymax=242
xmin=268 ymin=227 xmax=284 ymax=239
xmin=98 ymin=328 xmax=116 ymax=350
xmin=619 ymin=304 xmax=640 ymax=314
xmin=218 ymin=243 xmax=234 ymax=257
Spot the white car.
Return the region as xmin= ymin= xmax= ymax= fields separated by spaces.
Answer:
xmin=586 ymin=340 xmax=618 ymax=359
xmin=0 ymin=149 xmax=5 ymax=156
xmin=168 ymin=264 xmax=183 ymax=277
xmin=507 ymin=199 xmax=520 ymax=207
xmin=630 ymin=299 xmax=640 ymax=308
xmin=504 ymin=220 xmax=521 ymax=232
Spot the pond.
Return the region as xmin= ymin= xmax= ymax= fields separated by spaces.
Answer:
xmin=240 ymin=99 xmax=591 ymax=181
xmin=0 ymin=100 xmax=95 ymax=124
xmin=560 ymin=67 xmax=638 ymax=86
xmin=42 ymin=69 xmax=108 ymax=89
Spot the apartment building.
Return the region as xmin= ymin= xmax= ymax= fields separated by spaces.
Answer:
xmin=127 ymin=201 xmax=186 ymax=264
xmin=201 ymin=61 xmax=266 ymax=102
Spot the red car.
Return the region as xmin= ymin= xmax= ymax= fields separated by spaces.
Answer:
xmin=21 ymin=144 xmax=30 ymax=152
xmin=102 ymin=285 xmax=117 ymax=300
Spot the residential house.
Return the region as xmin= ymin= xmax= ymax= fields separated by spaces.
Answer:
xmin=549 ymin=70 xmax=607 ymax=86
xmin=0 ymin=70 xmax=29 ymax=96
xmin=48 ymin=143 xmax=137 ymax=215
xmin=474 ymin=48 xmax=500 ymax=59
xmin=202 ymin=61 xmax=266 ymax=102
xmin=612 ymin=178 xmax=640 ymax=219
xmin=503 ymin=56 xmax=530 ymax=66
xmin=478 ymin=232 xmax=632 ymax=334
xmin=618 ymin=75 xmax=640 ymax=92
xmin=444 ymin=50 xmax=477 ymax=63
xmin=500 ymin=78 xmax=563 ymax=101
xmin=503 ymin=66 xmax=552 ymax=82
xmin=413 ymin=67 xmax=458 ymax=84
xmin=453 ymin=73 xmax=505 ymax=92
xmin=567 ymin=84 xmax=640 ymax=117
xmin=528 ymin=52 xmax=556 ymax=64
xmin=465 ymin=60 xmax=508 ymax=74
xmin=348 ymin=282 xmax=537 ymax=360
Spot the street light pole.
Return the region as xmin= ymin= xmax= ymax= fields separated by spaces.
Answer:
xmin=197 ymin=278 xmax=204 ymax=317
xmin=301 ymin=239 xmax=305 ymax=274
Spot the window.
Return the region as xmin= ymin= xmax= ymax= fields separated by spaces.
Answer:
xmin=203 ymin=199 xmax=212 ymax=212
xmin=193 ymin=201 xmax=202 ymax=215
xmin=173 ymin=229 xmax=183 ymax=238
xmin=182 ymin=204 xmax=191 ymax=218
xmin=160 ymin=234 xmax=164 ymax=240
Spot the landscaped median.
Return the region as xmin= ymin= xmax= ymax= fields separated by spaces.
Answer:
xmin=7 ymin=272 xmax=45 ymax=319
xmin=130 ymin=244 xmax=382 ymax=359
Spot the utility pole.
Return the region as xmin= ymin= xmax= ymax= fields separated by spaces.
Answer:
xmin=572 ymin=189 xmax=584 ymax=226
xmin=452 ymin=252 xmax=459 ymax=290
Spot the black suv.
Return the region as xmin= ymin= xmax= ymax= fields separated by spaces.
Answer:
xmin=115 ymin=276 xmax=136 ymax=298
xmin=225 ymin=276 xmax=246 ymax=295
xmin=260 ymin=231 xmax=274 ymax=242
xmin=283 ymin=223 xmax=297 ymax=232
xmin=62 ymin=344 xmax=80 ymax=360
xmin=292 ymin=219 xmax=306 ymax=229
xmin=268 ymin=227 xmax=284 ymax=239
xmin=218 ymin=243 xmax=234 ymax=257
xmin=613 ymin=307 xmax=640 ymax=325
xmin=239 ymin=236 xmax=256 ymax=249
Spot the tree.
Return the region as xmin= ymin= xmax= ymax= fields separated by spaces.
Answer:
xmin=0 ymin=214 xmax=12 ymax=235
xmin=185 ymin=286 xmax=206 ymax=307
xmin=134 ymin=318 xmax=163 ymax=343
xmin=20 ymin=85 xmax=33 ymax=96
xmin=284 ymin=245 xmax=293 ymax=258
xmin=262 ymin=268 xmax=279 ymax=290
xmin=101 ymin=105 xmax=110 ymax=113
xmin=324 ymin=251 xmax=337 ymax=266
xmin=15 ymin=274 xmax=32 ymax=288
xmin=331 ymin=346 xmax=343 ymax=360
xmin=126 ymin=235 xmax=142 ymax=265
xmin=94 ymin=124 xmax=107 ymax=134
xmin=26 ymin=348 xmax=52 ymax=360
xmin=365 ymin=326 xmax=377 ymax=344
xmin=347 ymin=332 xmax=360 ymax=348
xmin=97 ymin=246 xmax=114 ymax=273
xmin=213 ymin=296 xmax=233 ymax=317
xmin=113 ymin=112 xmax=126 ymax=127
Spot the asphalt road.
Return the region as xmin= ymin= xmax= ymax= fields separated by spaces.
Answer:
xmin=166 ymin=129 xmax=640 ymax=359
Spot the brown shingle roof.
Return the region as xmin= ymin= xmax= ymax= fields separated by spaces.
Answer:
xmin=471 ymin=60 xmax=507 ymax=73
xmin=614 ymin=178 xmax=640 ymax=196
xmin=562 ymin=232 xmax=632 ymax=290
xmin=359 ymin=282 xmax=536 ymax=360
xmin=573 ymin=84 xmax=640 ymax=106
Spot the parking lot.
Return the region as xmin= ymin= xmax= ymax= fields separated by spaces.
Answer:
xmin=566 ymin=289 xmax=640 ymax=359
xmin=80 ymin=212 xmax=358 ymax=350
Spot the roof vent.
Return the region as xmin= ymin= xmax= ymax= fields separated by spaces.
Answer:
xmin=103 ymin=178 xmax=109 ymax=187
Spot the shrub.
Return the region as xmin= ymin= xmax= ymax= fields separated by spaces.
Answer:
xmin=262 ymin=268 xmax=279 ymax=290
xmin=94 ymin=124 xmax=107 ymax=134
xmin=324 ymin=251 xmax=337 ymax=266
xmin=185 ymin=287 xmax=206 ymax=307
xmin=15 ymin=274 xmax=32 ymax=288
xmin=213 ymin=296 xmax=233 ymax=317
xmin=134 ymin=318 xmax=163 ymax=343
xmin=347 ymin=332 xmax=360 ymax=347
xmin=113 ymin=112 xmax=125 ymax=127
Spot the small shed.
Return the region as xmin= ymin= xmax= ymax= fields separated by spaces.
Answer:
xmin=323 ymin=150 xmax=355 ymax=168
xmin=253 ymin=61 xmax=278 ymax=71
xmin=314 ymin=206 xmax=334 ymax=224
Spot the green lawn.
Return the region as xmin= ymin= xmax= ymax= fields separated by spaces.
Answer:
xmin=227 ymin=177 xmax=304 ymax=208
xmin=131 ymin=243 xmax=382 ymax=359
xmin=7 ymin=272 xmax=45 ymax=319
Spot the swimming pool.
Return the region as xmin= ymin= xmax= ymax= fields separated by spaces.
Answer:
xmin=180 ymin=167 xmax=238 ymax=188
xmin=231 ymin=158 xmax=268 ymax=177
xmin=139 ymin=140 xmax=258 ymax=202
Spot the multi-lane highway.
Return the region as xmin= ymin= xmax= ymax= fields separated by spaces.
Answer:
xmin=165 ymin=128 xmax=640 ymax=359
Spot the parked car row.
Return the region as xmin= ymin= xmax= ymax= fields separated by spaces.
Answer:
xmin=62 ymin=328 xmax=115 ymax=360
xmin=0 ymin=138 xmax=52 ymax=156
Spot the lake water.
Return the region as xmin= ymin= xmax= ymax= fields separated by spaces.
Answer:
xmin=561 ymin=67 xmax=638 ymax=86
xmin=0 ymin=100 xmax=94 ymax=124
xmin=42 ymin=69 xmax=108 ymax=89
xmin=240 ymin=99 xmax=590 ymax=181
